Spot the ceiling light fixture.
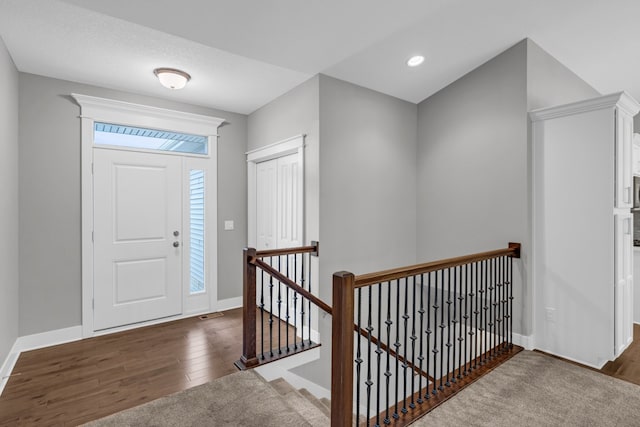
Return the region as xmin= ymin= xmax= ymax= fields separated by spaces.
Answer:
xmin=407 ymin=55 xmax=425 ymax=67
xmin=153 ymin=67 xmax=191 ymax=90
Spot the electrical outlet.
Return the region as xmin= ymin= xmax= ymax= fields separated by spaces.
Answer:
xmin=545 ymin=307 xmax=555 ymax=322
xmin=224 ymin=220 xmax=234 ymax=231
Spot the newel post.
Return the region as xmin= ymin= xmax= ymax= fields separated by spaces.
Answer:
xmin=236 ymin=247 xmax=258 ymax=370
xmin=331 ymin=271 xmax=355 ymax=426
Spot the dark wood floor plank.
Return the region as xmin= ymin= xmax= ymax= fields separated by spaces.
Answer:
xmin=0 ymin=308 xmax=262 ymax=426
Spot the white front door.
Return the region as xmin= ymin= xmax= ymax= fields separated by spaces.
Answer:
xmin=93 ymin=149 xmax=183 ymax=331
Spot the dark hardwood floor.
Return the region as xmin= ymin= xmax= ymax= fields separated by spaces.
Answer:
xmin=601 ymin=323 xmax=640 ymax=386
xmin=0 ymin=308 xmax=295 ymax=426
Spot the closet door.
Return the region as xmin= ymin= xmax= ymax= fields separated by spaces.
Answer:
xmin=614 ymin=212 xmax=634 ymax=356
xmin=615 ymin=109 xmax=634 ymax=208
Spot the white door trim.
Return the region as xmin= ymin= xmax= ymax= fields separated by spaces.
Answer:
xmin=247 ymin=135 xmax=305 ymax=248
xmin=73 ymin=94 xmax=224 ymax=338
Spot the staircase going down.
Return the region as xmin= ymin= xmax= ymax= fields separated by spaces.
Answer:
xmin=266 ymin=377 xmax=330 ymax=426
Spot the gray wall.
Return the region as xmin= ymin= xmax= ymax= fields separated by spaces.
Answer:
xmin=247 ymin=75 xmax=320 ymax=248
xmin=416 ymin=39 xmax=599 ymax=336
xmin=526 ymin=39 xmax=600 ymax=111
xmin=294 ymin=75 xmax=418 ymax=389
xmin=417 ymin=41 xmax=528 ymax=263
xmin=0 ymin=37 xmax=19 ymax=366
xmin=18 ymin=73 xmax=247 ymax=335
xmin=318 ymin=75 xmax=418 ymax=295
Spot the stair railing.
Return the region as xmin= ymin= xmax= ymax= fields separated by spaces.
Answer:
xmin=331 ymin=243 xmax=522 ymax=426
xmin=236 ymin=242 xmax=321 ymax=370
xmin=236 ymin=242 xmax=432 ymax=382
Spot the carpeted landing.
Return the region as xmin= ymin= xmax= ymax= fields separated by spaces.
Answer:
xmin=84 ymin=351 xmax=640 ymax=426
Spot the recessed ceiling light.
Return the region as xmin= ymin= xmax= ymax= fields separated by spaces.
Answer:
xmin=407 ymin=55 xmax=425 ymax=67
xmin=153 ymin=67 xmax=191 ymax=90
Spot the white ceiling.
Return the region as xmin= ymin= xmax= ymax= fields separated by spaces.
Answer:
xmin=1 ymin=0 xmax=639 ymax=114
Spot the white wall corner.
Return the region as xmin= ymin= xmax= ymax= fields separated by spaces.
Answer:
xmin=512 ymin=332 xmax=535 ymax=350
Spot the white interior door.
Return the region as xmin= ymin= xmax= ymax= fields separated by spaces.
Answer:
xmin=276 ymin=153 xmax=302 ymax=249
xmin=256 ymin=159 xmax=277 ymax=251
xmin=256 ymin=153 xmax=302 ymax=251
xmin=93 ymin=149 xmax=183 ymax=331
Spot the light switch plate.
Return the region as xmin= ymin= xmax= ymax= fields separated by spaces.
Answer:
xmin=224 ymin=220 xmax=234 ymax=231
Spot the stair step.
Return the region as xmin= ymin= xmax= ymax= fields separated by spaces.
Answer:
xmin=269 ymin=377 xmax=296 ymax=396
xmin=320 ymin=397 xmax=331 ymax=410
xmin=265 ymin=377 xmax=329 ymax=426
xmin=298 ymin=388 xmax=330 ymax=417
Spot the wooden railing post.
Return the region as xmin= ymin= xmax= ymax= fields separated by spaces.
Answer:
xmin=235 ymin=247 xmax=258 ymax=370
xmin=332 ymin=271 xmax=355 ymax=426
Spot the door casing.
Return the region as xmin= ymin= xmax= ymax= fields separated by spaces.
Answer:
xmin=73 ymin=94 xmax=224 ymax=338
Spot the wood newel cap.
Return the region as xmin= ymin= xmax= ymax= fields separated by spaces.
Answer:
xmin=508 ymin=242 xmax=521 ymax=258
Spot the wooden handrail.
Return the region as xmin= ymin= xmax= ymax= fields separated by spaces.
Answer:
xmin=253 ymin=258 xmax=333 ymax=314
xmin=354 ymin=242 xmax=521 ymax=288
xmin=256 ymin=241 xmax=319 ymax=258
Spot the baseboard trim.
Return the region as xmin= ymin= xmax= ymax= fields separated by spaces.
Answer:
xmin=0 ymin=339 xmax=20 ymax=397
xmin=16 ymin=325 xmax=83 ymax=353
xmin=216 ymin=296 xmax=242 ymax=312
xmin=1 ymin=325 xmax=83 ymax=397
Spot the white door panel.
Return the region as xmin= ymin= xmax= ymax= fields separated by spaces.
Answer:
xmin=256 ymin=159 xmax=277 ymax=251
xmin=255 ymin=152 xmax=304 ymax=339
xmin=94 ymin=149 xmax=182 ymax=331
xmin=614 ymin=212 xmax=633 ymax=356
xmin=277 ymin=154 xmax=302 ymax=249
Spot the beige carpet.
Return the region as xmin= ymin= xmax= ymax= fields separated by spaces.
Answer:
xmin=414 ymin=350 xmax=640 ymax=426
xmin=84 ymin=351 xmax=640 ymax=426
xmin=82 ymin=370 xmax=322 ymax=427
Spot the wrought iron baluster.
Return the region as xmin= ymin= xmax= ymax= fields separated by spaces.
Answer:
xmin=447 ymin=267 xmax=458 ymax=383
xmin=293 ymin=253 xmax=298 ymax=350
xmin=384 ymin=281 xmax=392 ymax=425
xmin=432 ymin=270 xmax=440 ymax=395
xmin=417 ymin=273 xmax=425 ymax=404
xmin=308 ymin=253 xmax=312 ymax=346
xmin=445 ymin=268 xmax=452 ymax=387
xmin=500 ymin=256 xmax=505 ymax=352
xmin=473 ymin=261 xmax=479 ymax=369
xmin=410 ymin=275 xmax=417 ymax=409
xmin=439 ymin=269 xmax=445 ymax=391
xmin=402 ymin=277 xmax=409 ymax=414
xmin=503 ymin=256 xmax=508 ymax=352
xmin=492 ymin=257 xmax=498 ymax=357
xmin=464 ymin=263 xmax=470 ymax=375
xmin=457 ymin=265 xmax=463 ymax=379
xmin=366 ymin=287 xmax=374 ymax=424
xmin=509 ymin=255 xmax=513 ymax=348
xmin=260 ymin=267 xmax=265 ymax=360
xmin=394 ymin=279 xmax=401 ymax=420
xmin=426 ymin=272 xmax=432 ymax=400
xmin=375 ymin=282 xmax=383 ymax=427
xmin=478 ymin=261 xmax=487 ymax=365
xmin=269 ymin=256 xmax=275 ymax=358
xmin=277 ymin=256 xmax=282 ymax=355
xmin=356 ymin=288 xmax=362 ymax=427
xmin=490 ymin=258 xmax=494 ymax=359
xmin=286 ymin=254 xmax=290 ymax=353
xmin=300 ymin=253 xmax=306 ymax=348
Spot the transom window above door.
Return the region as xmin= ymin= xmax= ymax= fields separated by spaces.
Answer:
xmin=94 ymin=122 xmax=208 ymax=155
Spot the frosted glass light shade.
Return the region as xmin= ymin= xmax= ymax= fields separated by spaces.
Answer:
xmin=154 ymin=68 xmax=191 ymax=90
